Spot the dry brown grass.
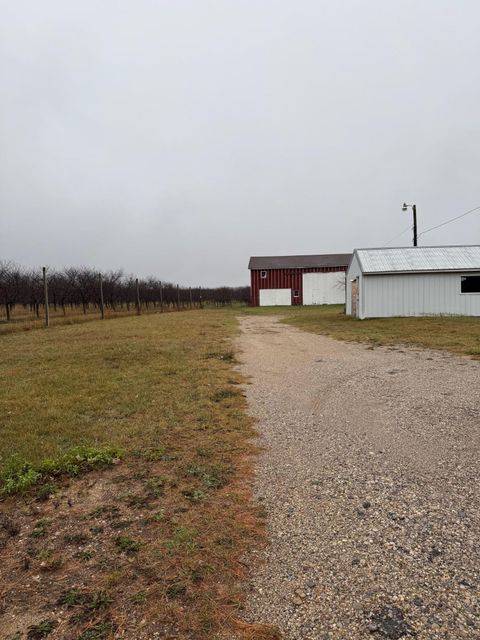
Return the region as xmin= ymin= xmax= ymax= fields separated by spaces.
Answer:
xmin=0 ymin=309 xmax=274 ymax=639
xmin=242 ymin=305 xmax=480 ymax=357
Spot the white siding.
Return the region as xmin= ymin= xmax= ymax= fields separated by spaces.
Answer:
xmin=346 ymin=254 xmax=362 ymax=316
xmin=362 ymin=272 xmax=480 ymax=318
xmin=259 ymin=288 xmax=292 ymax=306
xmin=302 ymin=272 xmax=345 ymax=305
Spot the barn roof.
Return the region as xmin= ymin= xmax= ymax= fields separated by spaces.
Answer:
xmin=248 ymin=253 xmax=352 ymax=270
xmin=355 ymin=245 xmax=480 ymax=274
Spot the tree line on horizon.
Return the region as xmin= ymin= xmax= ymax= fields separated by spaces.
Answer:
xmin=0 ymin=261 xmax=249 ymax=321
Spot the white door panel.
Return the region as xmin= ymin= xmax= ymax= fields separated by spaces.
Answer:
xmin=302 ymin=272 xmax=345 ymax=305
xmin=259 ymin=288 xmax=292 ymax=306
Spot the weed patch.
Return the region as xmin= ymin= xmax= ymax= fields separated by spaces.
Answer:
xmin=114 ymin=536 xmax=141 ymax=555
xmin=187 ymin=463 xmax=231 ymax=489
xmin=26 ymin=620 xmax=57 ymax=639
xmin=30 ymin=519 xmax=49 ymax=539
xmin=78 ymin=621 xmax=115 ymax=640
xmin=0 ymin=447 xmax=122 ymax=496
xmin=166 ymin=583 xmax=187 ymax=599
xmin=212 ymin=388 xmax=239 ymax=402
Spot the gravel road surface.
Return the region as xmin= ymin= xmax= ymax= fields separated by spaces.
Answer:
xmin=236 ymin=316 xmax=479 ymax=640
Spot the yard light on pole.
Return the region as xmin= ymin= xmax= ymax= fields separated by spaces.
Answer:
xmin=402 ymin=203 xmax=418 ymax=247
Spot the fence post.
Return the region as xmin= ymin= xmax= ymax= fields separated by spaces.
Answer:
xmin=136 ymin=278 xmax=141 ymax=315
xmin=99 ymin=273 xmax=105 ymax=320
xmin=43 ymin=266 xmax=50 ymax=327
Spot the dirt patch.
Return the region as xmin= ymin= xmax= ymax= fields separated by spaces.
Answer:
xmin=0 ymin=451 xmax=261 ymax=640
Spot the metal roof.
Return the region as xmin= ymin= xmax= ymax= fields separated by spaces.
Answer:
xmin=355 ymin=245 xmax=480 ymax=274
xmin=248 ymin=253 xmax=352 ymax=270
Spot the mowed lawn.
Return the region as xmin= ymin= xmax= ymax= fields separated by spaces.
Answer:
xmin=243 ymin=305 xmax=480 ymax=357
xmin=0 ymin=310 xmax=273 ymax=640
xmin=1 ymin=309 xmax=246 ymax=468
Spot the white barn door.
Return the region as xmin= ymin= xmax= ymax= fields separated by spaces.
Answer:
xmin=259 ymin=289 xmax=292 ymax=306
xmin=302 ymin=272 xmax=345 ymax=305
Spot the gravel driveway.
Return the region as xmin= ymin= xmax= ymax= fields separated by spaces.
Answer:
xmin=236 ymin=315 xmax=479 ymax=640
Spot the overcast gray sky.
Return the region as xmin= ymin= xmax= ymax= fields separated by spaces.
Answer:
xmin=1 ymin=1 xmax=479 ymax=286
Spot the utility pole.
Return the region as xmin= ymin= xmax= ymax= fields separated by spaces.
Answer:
xmin=412 ymin=204 xmax=418 ymax=247
xmin=402 ymin=203 xmax=418 ymax=246
xmin=99 ymin=273 xmax=105 ymax=320
xmin=43 ymin=267 xmax=49 ymax=327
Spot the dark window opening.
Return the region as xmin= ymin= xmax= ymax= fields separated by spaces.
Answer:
xmin=260 ymin=270 xmax=267 ymax=279
xmin=293 ymin=290 xmax=299 ymax=298
xmin=461 ymin=275 xmax=480 ymax=293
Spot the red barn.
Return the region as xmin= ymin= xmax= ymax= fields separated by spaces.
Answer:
xmin=249 ymin=253 xmax=352 ymax=306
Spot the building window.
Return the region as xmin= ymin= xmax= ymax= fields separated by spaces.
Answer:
xmin=260 ymin=270 xmax=267 ymax=279
xmin=461 ymin=275 xmax=480 ymax=293
xmin=293 ymin=290 xmax=299 ymax=298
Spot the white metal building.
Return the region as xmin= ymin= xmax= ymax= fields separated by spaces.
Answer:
xmin=346 ymin=246 xmax=480 ymax=319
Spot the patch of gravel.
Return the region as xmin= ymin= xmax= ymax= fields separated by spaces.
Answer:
xmin=235 ymin=316 xmax=480 ymax=640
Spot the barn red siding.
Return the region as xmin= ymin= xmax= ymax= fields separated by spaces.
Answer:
xmin=250 ymin=266 xmax=347 ymax=306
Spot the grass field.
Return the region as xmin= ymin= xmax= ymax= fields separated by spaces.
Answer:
xmin=242 ymin=305 xmax=480 ymax=357
xmin=0 ymin=309 xmax=276 ymax=640
xmin=2 ymin=304 xmax=478 ymax=639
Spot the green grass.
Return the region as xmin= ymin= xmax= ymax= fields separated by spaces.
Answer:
xmin=0 ymin=308 xmax=269 ymax=639
xmin=241 ymin=304 xmax=480 ymax=357
xmin=0 ymin=309 xmax=243 ymax=476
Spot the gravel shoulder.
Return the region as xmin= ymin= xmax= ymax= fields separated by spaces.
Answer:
xmin=236 ymin=315 xmax=480 ymax=640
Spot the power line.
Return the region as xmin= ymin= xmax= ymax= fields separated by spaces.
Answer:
xmin=418 ymin=204 xmax=480 ymax=237
xmin=382 ymin=224 xmax=412 ymax=247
